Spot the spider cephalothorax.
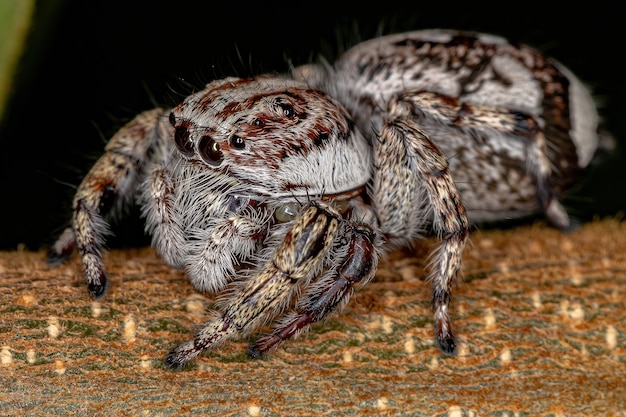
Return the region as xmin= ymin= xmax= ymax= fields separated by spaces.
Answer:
xmin=48 ymin=30 xmax=605 ymax=368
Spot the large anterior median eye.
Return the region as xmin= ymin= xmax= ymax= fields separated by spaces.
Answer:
xmin=198 ymin=135 xmax=223 ymax=166
xmin=174 ymin=126 xmax=194 ymax=157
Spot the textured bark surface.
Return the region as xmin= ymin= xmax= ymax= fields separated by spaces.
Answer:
xmin=1 ymin=218 xmax=625 ymax=416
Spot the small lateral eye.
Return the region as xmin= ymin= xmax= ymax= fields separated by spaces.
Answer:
xmin=168 ymin=112 xmax=176 ymax=126
xmin=230 ymin=135 xmax=245 ymax=149
xmin=279 ymin=103 xmax=296 ymax=118
xmin=198 ymin=135 xmax=223 ymax=166
xmin=174 ymin=126 xmax=194 ymax=157
xmin=253 ymin=118 xmax=263 ymax=127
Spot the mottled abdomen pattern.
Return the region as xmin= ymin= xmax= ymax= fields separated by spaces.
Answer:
xmin=297 ymin=29 xmax=602 ymax=226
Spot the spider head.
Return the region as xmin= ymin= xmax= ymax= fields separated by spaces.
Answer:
xmin=168 ymin=76 xmax=372 ymax=199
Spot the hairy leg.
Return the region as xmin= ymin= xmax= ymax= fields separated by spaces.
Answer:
xmin=48 ymin=108 xmax=170 ymax=298
xmin=165 ymin=201 xmax=340 ymax=368
xmin=403 ymin=91 xmax=572 ymax=230
xmin=247 ymin=221 xmax=378 ymax=357
xmin=374 ymin=95 xmax=470 ymax=354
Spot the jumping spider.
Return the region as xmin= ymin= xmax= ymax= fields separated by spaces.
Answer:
xmin=48 ymin=29 xmax=606 ymax=368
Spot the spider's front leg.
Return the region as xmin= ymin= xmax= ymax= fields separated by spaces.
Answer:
xmin=165 ymin=201 xmax=341 ymax=368
xmin=47 ymin=108 xmax=170 ymax=298
xmin=248 ymin=216 xmax=379 ymax=358
xmin=375 ymin=96 xmax=471 ymax=354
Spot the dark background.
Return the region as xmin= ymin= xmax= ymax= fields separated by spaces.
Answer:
xmin=1 ymin=1 xmax=624 ymax=251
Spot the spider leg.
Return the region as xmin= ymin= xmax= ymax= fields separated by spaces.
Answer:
xmin=247 ymin=222 xmax=378 ymax=358
xmin=404 ymin=91 xmax=572 ymax=230
xmin=375 ymin=96 xmax=470 ymax=354
xmin=46 ymin=226 xmax=76 ymax=265
xmin=48 ymin=108 xmax=169 ymax=299
xmin=142 ymin=166 xmax=187 ymax=269
xmin=165 ymin=201 xmax=340 ymax=368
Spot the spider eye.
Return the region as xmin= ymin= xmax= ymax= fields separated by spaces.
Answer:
xmin=174 ymin=126 xmax=194 ymax=157
xmin=279 ymin=103 xmax=296 ymax=118
xmin=198 ymin=135 xmax=223 ymax=166
xmin=168 ymin=112 xmax=176 ymax=126
xmin=253 ymin=118 xmax=263 ymax=127
xmin=274 ymin=202 xmax=299 ymax=223
xmin=230 ymin=135 xmax=245 ymax=149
